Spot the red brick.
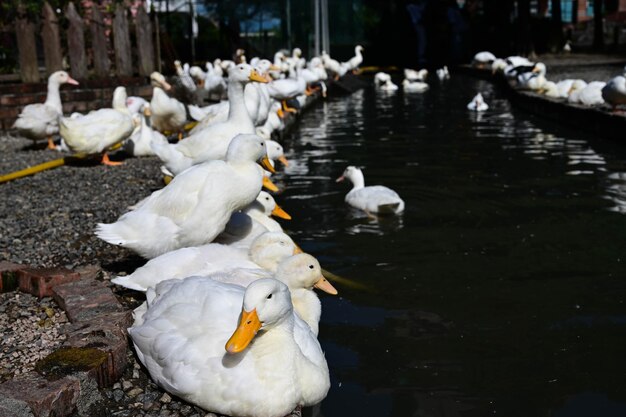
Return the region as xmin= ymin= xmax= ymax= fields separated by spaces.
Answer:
xmin=52 ymin=278 xmax=124 ymax=322
xmin=18 ymin=267 xmax=81 ymax=298
xmin=0 ymin=372 xmax=79 ymax=417
xmin=0 ymin=262 xmax=24 ymax=293
xmin=0 ymin=107 xmax=20 ymax=119
xmin=60 ymin=311 xmax=132 ymax=387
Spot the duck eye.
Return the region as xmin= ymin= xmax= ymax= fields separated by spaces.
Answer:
xmin=280 ymin=242 xmax=285 ymax=246
xmin=266 ymin=294 xmax=273 ymax=299
xmin=309 ymin=265 xmax=314 ymax=269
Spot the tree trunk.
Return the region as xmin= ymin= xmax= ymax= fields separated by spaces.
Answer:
xmin=593 ymin=0 xmax=604 ymax=49
xmin=113 ymin=4 xmax=133 ymax=77
xmin=517 ymin=0 xmax=534 ymax=55
xmin=91 ymin=6 xmax=111 ymax=78
xmin=42 ymin=2 xmax=63 ymax=75
xmin=135 ymin=6 xmax=155 ymax=76
xmin=15 ymin=13 xmax=40 ymax=83
xmin=551 ymin=0 xmax=562 ymax=23
xmin=65 ymin=2 xmax=88 ymax=80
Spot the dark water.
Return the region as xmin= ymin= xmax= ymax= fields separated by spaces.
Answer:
xmin=278 ymin=75 xmax=626 ymax=417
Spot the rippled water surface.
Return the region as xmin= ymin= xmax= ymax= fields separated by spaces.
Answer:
xmin=278 ymin=75 xmax=626 ymax=417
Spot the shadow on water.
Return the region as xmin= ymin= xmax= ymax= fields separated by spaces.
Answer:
xmin=277 ymin=74 xmax=626 ymax=417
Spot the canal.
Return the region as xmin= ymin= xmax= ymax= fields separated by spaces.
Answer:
xmin=279 ymin=74 xmax=626 ymax=417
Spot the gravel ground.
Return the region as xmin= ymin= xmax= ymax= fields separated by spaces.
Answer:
xmin=0 ymin=133 xmax=256 ymax=416
xmin=0 ymin=292 xmax=68 ymax=383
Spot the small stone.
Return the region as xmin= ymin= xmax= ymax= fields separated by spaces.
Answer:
xmin=132 ymin=369 xmax=140 ymax=379
xmin=127 ymin=387 xmax=144 ymax=397
xmin=122 ymin=380 xmax=133 ymax=391
xmin=159 ymin=393 xmax=172 ymax=403
xmin=113 ymin=389 xmax=124 ymax=402
xmin=113 ymin=382 xmax=121 ymax=390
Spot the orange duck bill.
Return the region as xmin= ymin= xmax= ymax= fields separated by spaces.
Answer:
xmin=225 ymin=309 xmax=262 ymax=353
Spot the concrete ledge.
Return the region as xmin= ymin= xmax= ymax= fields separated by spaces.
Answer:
xmin=456 ymin=64 xmax=626 ymax=141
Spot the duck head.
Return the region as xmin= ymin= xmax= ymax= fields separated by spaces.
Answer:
xmin=50 ymin=71 xmax=79 ymax=86
xmin=249 ymin=232 xmax=299 ymax=270
xmin=275 ymin=254 xmax=338 ymax=295
xmin=226 ymin=134 xmax=276 ymax=174
xmin=256 ymin=190 xmax=291 ymax=220
xmin=266 ymin=140 xmax=288 ymax=167
xmin=336 ymin=165 xmax=364 ymax=185
xmin=225 ymin=279 xmax=293 ymax=353
xmin=150 ymin=72 xmax=172 ymax=91
xmin=230 ymin=63 xmax=270 ymax=85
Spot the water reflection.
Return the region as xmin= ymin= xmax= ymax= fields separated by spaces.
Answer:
xmin=280 ymin=74 xmax=626 ymax=417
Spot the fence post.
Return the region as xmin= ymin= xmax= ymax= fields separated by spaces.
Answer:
xmin=91 ymin=6 xmax=111 ymax=78
xmin=135 ymin=6 xmax=155 ymax=76
xmin=15 ymin=8 xmax=40 ymax=83
xmin=113 ymin=4 xmax=133 ymax=77
xmin=42 ymin=2 xmax=63 ymax=75
xmin=65 ymin=2 xmax=87 ymax=79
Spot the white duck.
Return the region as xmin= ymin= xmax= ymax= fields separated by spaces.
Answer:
xmin=266 ymin=61 xmax=307 ymax=117
xmin=207 ymin=253 xmax=337 ymax=335
xmin=150 ymin=71 xmax=172 ymax=91
xmin=467 ymin=93 xmax=489 ymax=111
xmin=491 ymin=58 xmax=508 ymax=74
xmin=436 ymin=66 xmax=450 ymax=81
xmin=602 ymin=72 xmax=626 ymax=109
xmin=59 ymin=86 xmax=134 ymax=165
xmin=517 ymin=62 xmax=547 ymax=91
xmin=126 ymin=96 xmax=148 ymax=115
xmin=336 ymin=166 xmax=405 ymax=215
xmin=123 ymin=103 xmax=168 ymax=157
xmin=259 ymin=101 xmax=285 ymax=134
xmin=404 ymin=68 xmax=428 ymax=82
xmin=174 ymin=60 xmax=197 ymax=93
xmin=473 ymin=51 xmax=496 ymax=67
xmin=541 ymin=81 xmax=560 ymax=98
xmin=96 ymin=134 xmax=275 ymax=258
xmin=149 ymin=86 xmax=187 ymax=136
xmin=402 ymin=79 xmax=429 ymax=93
xmin=129 ymin=278 xmax=331 ymax=417
xmin=322 ymin=51 xmax=348 ymax=79
xmin=12 ymin=71 xmax=79 ymax=149
xmin=112 ymin=231 xmax=299 ymax=292
xmin=216 ymin=191 xmax=290 ymax=249
xmin=569 ymin=81 xmax=606 ymax=106
xmin=151 ymin=64 xmax=269 ymax=175
xmin=379 ymin=79 xmax=399 ymax=91
xmin=203 ymin=62 xmax=228 ymax=99
xmin=374 ymin=72 xmax=392 ymax=87
xmin=344 ymin=45 xmax=364 ymax=72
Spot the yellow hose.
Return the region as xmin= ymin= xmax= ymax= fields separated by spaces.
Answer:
xmin=0 ymin=153 xmax=90 ymax=184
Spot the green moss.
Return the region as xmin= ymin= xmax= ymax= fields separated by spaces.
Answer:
xmin=35 ymin=347 xmax=108 ymax=380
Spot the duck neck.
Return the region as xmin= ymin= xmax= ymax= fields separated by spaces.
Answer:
xmin=349 ymin=171 xmax=365 ymax=190
xmin=290 ymin=288 xmax=321 ymax=336
xmin=227 ymin=80 xmax=252 ymax=124
xmin=44 ymin=79 xmax=63 ymax=114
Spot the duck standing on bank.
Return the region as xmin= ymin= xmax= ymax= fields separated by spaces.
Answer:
xmin=12 ymin=71 xmax=79 ymax=149
xmin=336 ymin=166 xmax=405 ymax=215
xmin=59 ymin=86 xmax=135 ymax=165
xmin=96 ymin=134 xmax=275 ymax=258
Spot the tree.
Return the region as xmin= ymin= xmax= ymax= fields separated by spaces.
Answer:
xmin=593 ymin=0 xmax=604 ymax=49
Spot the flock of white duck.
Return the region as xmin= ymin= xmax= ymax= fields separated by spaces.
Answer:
xmin=373 ymin=66 xmax=450 ymax=93
xmin=472 ymin=50 xmax=626 ymax=109
xmin=11 ymin=45 xmax=407 ymax=417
